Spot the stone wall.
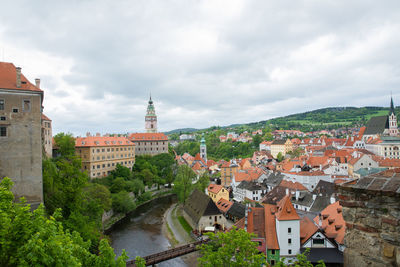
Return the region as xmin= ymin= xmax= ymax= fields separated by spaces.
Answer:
xmin=338 ymin=185 xmax=400 ymax=266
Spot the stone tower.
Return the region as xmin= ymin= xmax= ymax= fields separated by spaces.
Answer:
xmin=388 ymin=96 xmax=398 ymax=136
xmin=145 ymin=95 xmax=157 ymax=133
xmin=200 ymin=134 xmax=207 ymax=163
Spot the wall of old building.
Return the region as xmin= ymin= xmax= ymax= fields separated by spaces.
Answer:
xmin=338 ymin=186 xmax=400 ymax=266
xmin=0 ymin=92 xmax=43 ymax=207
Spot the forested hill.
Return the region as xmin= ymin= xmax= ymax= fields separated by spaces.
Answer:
xmin=167 ymin=106 xmax=399 ymax=134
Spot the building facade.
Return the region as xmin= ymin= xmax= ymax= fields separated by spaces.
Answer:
xmin=42 ymin=113 xmax=52 ymax=158
xmin=75 ymin=136 xmax=135 ymax=178
xmin=0 ymin=62 xmax=44 ymax=207
xmin=145 ymin=96 xmax=157 ymax=133
xmin=129 ymin=132 xmax=168 ymax=156
xmin=271 ymin=139 xmax=293 ymax=158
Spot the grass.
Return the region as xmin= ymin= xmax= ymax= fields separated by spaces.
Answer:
xmin=178 ymin=215 xmax=193 ymax=235
xmin=166 ymin=220 xmax=179 ymax=246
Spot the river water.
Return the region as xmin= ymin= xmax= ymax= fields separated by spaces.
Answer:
xmin=109 ymin=195 xmax=188 ymax=267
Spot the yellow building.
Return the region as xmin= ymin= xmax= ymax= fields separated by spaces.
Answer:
xmin=75 ymin=136 xmax=135 ymax=178
xmin=270 ymin=139 xmax=293 ymax=158
xmin=207 ymin=184 xmax=229 ymax=203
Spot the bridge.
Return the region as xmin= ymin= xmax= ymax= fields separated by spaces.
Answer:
xmin=126 ymin=239 xmax=208 ymax=266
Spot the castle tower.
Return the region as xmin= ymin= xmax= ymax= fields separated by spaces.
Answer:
xmin=389 ymin=96 xmax=398 ymax=136
xmin=200 ymin=134 xmax=207 ymax=163
xmin=145 ymin=95 xmax=157 ymax=133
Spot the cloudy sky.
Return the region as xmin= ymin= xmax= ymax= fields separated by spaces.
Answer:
xmin=1 ymin=1 xmax=399 ymax=135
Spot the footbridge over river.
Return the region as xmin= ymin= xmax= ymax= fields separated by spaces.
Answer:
xmin=126 ymin=239 xmax=208 ymax=266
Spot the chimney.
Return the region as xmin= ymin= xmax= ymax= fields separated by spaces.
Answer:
xmin=86 ymin=132 xmax=91 ymax=137
xmin=16 ymin=67 xmax=21 ymax=88
xmin=295 ymin=190 xmax=300 ymax=201
xmin=312 ymin=194 xmax=317 ymax=200
xmin=330 ymin=196 xmax=336 ymax=204
xmin=285 ymin=188 xmax=289 ymax=195
xmin=96 ymin=132 xmax=101 ymax=137
xmin=318 ymin=213 xmax=322 ymax=228
xmin=35 ymin=78 xmax=41 ymax=88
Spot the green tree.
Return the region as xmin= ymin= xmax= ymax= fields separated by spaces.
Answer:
xmin=111 ymin=191 xmax=136 ymax=213
xmin=110 ymin=177 xmax=127 ymax=193
xmin=276 ymin=152 xmax=285 ymax=162
xmin=110 ymin=164 xmax=133 ymax=180
xmin=252 ymin=134 xmax=263 ymax=148
xmin=0 ymin=177 xmax=128 ymax=267
xmin=126 ymin=179 xmax=145 ymax=196
xmin=173 ymin=165 xmax=196 ymax=204
xmin=140 ymin=168 xmax=155 ymax=186
xmin=53 ymin=132 xmax=76 ymax=158
xmin=195 ymin=172 xmax=210 ymax=192
xmin=198 ymin=228 xmax=265 ymax=267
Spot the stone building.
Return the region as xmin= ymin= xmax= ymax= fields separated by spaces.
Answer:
xmin=271 ymin=139 xmax=293 ymax=158
xmin=41 ymin=113 xmax=52 ymax=158
xmin=337 ymin=168 xmax=400 ymax=266
xmin=75 ymin=135 xmax=135 ymax=178
xmin=128 ymin=132 xmax=168 ymax=156
xmin=0 ymin=62 xmax=44 ymax=208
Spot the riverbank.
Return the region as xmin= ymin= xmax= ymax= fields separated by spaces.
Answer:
xmin=162 ymin=203 xmax=200 ymax=266
xmin=103 ymin=191 xmax=174 ymax=233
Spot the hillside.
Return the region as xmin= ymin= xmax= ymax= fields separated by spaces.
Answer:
xmin=167 ymin=106 xmax=399 ymax=134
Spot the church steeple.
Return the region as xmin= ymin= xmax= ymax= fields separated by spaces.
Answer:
xmin=388 ymin=95 xmax=398 ymax=137
xmin=200 ymin=133 xmax=207 ymax=163
xmin=145 ymin=95 xmax=157 ymax=133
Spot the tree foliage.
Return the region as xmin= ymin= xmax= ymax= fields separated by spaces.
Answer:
xmin=0 ymin=177 xmax=128 ymax=267
xmin=173 ymin=165 xmax=196 ymax=204
xmin=198 ymin=228 xmax=265 ymax=267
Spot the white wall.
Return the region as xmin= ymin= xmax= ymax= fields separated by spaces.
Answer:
xmin=275 ymin=219 xmax=300 ymax=258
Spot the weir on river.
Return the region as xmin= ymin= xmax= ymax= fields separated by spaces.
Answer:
xmin=109 ymin=195 xmax=190 ymax=267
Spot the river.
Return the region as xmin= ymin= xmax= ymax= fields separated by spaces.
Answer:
xmin=109 ymin=195 xmax=188 ymax=266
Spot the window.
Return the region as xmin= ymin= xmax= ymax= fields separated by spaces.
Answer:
xmin=0 ymin=116 xmax=5 ymax=121
xmin=271 ymin=249 xmax=275 ymax=255
xmin=0 ymin=99 xmax=4 ymax=110
xmin=0 ymin=126 xmax=6 ymax=137
xmin=288 ymin=249 xmax=292 ymax=255
xmin=12 ymin=108 xmax=18 ymax=113
xmin=288 ymin=238 xmax=292 ymax=244
xmin=313 ymin=239 xmax=324 ymax=246
xmin=288 ymin=227 xmax=291 ymax=233
xmin=23 ymin=100 xmax=31 ymax=112
xmin=271 ymin=260 xmax=275 ymax=265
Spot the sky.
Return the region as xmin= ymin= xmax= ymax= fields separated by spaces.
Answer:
xmin=0 ymin=0 xmax=399 ymax=135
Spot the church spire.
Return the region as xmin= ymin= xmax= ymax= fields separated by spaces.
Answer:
xmin=145 ymin=94 xmax=157 ymax=133
xmin=390 ymin=94 xmax=395 ymax=115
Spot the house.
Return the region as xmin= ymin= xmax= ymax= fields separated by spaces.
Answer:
xmin=183 ymin=189 xmax=228 ymax=231
xmin=207 ymin=184 xmax=229 ymax=203
xmin=347 ymin=153 xmax=379 ymax=177
xmin=0 ymin=62 xmax=44 ymax=208
xmin=271 ymin=139 xmax=293 ymax=158
xmin=252 ymin=151 xmax=272 ymax=165
xmin=231 ymin=168 xmax=263 ymax=190
xmin=75 ymin=135 xmax=135 ymax=178
xmin=233 ymin=180 xmax=267 ymax=202
xmin=226 ymin=201 xmax=245 ymax=222
xmin=260 ymin=140 xmax=273 ymax=151
xmin=220 ymin=160 xmax=239 ymax=186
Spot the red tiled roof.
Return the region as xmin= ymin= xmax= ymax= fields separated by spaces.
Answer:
xmin=207 ymin=159 xmax=217 ymax=167
xmin=247 ymin=207 xmax=265 ymax=238
xmin=192 ymin=162 xmax=204 ymax=171
xmin=0 ymin=62 xmax=42 ymax=92
xmin=279 ymin=180 xmax=308 ymax=191
xmin=300 ymin=216 xmax=318 ymax=245
xmin=275 ymin=195 xmax=300 ymax=221
xmin=264 ymin=204 xmax=280 ymax=249
xmin=216 ymin=198 xmax=233 ymax=213
xmin=75 ymin=136 xmax=134 ymax=147
xmin=41 ymin=113 xmax=51 ymax=121
xmin=313 ymin=201 xmax=345 ymax=245
xmin=129 ymin=132 xmax=168 ymax=141
xmin=208 ymin=184 xmax=223 ymax=194
xmin=307 ymin=156 xmax=329 ymax=167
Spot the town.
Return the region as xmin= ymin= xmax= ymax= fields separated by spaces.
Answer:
xmin=0 ymin=60 xmax=399 ymax=266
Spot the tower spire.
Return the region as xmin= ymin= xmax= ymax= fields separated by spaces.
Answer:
xmin=390 ymin=93 xmax=395 ymax=114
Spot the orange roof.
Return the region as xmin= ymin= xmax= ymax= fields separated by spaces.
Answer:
xmin=247 ymin=207 xmax=265 ymax=238
xmin=0 ymin=62 xmax=42 ymax=92
xmin=41 ymin=113 xmax=51 ymax=121
xmin=192 ymin=162 xmax=204 ymax=171
xmin=129 ymin=132 xmax=168 ymax=141
xmin=208 ymin=184 xmax=223 ymax=194
xmin=234 ymin=169 xmax=262 ymax=182
xmin=279 ymin=180 xmax=308 ymax=191
xmin=194 ymin=153 xmax=202 ymax=161
xmin=207 ymin=159 xmax=217 ymax=167
xmin=216 ymin=198 xmax=233 ymax=213
xmin=300 ymin=216 xmax=318 ymax=245
xmin=307 ymin=156 xmax=329 ymax=167
xmin=75 ymin=136 xmax=134 ymax=147
xmin=275 ymin=195 xmax=300 ymax=221
xmin=313 ymin=201 xmax=345 ymax=245
xmin=264 ymin=204 xmax=279 ymax=249
xmin=358 ymin=126 xmax=366 ymax=137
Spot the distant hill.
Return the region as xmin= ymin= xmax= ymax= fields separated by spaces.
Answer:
xmin=166 ymin=106 xmax=399 ymax=134
xmin=164 ymin=128 xmax=199 ymax=135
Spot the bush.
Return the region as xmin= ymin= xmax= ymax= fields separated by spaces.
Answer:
xmin=112 ymin=191 xmax=136 ymax=213
xmin=137 ymin=191 xmax=152 ymax=203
